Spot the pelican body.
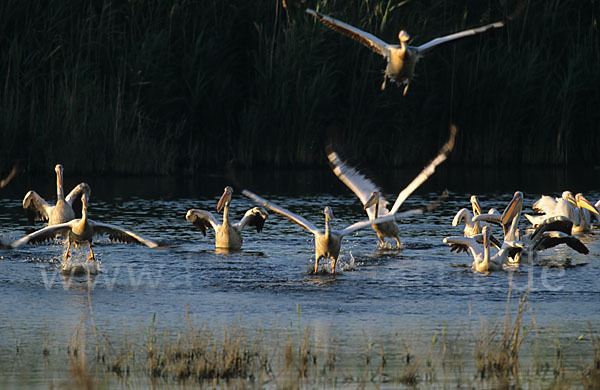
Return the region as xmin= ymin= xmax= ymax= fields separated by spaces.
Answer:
xmin=444 ymin=226 xmax=509 ymax=272
xmin=11 ymin=193 xmax=159 ymax=260
xmin=243 ymin=189 xmax=412 ymax=275
xmin=327 ymin=126 xmax=456 ymax=248
xmin=524 ymin=191 xmax=599 ymax=234
xmin=186 ymin=186 xmax=268 ymax=251
xmin=306 ymin=9 xmax=504 ymax=93
xmin=23 ymin=164 xmax=90 ymax=226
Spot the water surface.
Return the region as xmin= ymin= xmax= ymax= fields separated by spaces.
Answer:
xmin=0 ymin=166 xmax=599 ymax=386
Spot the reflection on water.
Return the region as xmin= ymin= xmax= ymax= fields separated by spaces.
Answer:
xmin=0 ymin=167 xmax=599 ymax=386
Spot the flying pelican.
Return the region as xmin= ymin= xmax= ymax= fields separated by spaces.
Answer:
xmin=11 ymin=193 xmax=159 ymax=260
xmin=23 ymin=164 xmax=90 ymax=226
xmin=306 ymin=8 xmax=504 ymax=93
xmin=186 ymin=186 xmax=268 ymax=250
xmin=327 ymin=126 xmax=456 ymax=248
xmin=242 ymin=189 xmax=421 ymax=275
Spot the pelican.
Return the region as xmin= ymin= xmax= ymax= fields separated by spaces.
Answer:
xmin=11 ymin=193 xmax=159 ymax=260
xmin=572 ymin=193 xmax=600 ymax=234
xmin=186 ymin=186 xmax=268 ymax=250
xmin=327 ymin=126 xmax=456 ymax=248
xmin=524 ymin=191 xmax=598 ymax=234
xmin=306 ymin=9 xmax=504 ymax=93
xmin=452 ymin=195 xmax=487 ymax=237
xmin=473 ymin=192 xmax=589 ymax=261
xmin=524 ymin=191 xmax=578 ymax=227
xmin=23 ymin=164 xmax=90 ymax=226
xmin=242 ymin=189 xmax=418 ymax=275
xmin=444 ymin=226 xmax=512 ymax=272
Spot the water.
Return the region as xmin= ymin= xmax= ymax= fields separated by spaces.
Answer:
xmin=0 ymin=166 xmax=599 ymax=386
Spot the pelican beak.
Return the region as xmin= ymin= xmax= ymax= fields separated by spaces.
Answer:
xmin=364 ymin=192 xmax=379 ymax=210
xmin=470 ymin=195 xmax=482 ymax=216
xmin=217 ymin=186 xmax=233 ymax=213
xmin=324 ymin=206 xmax=334 ymax=221
xmin=566 ymin=192 xmax=577 ymax=208
xmin=482 ymin=226 xmax=490 ymax=249
xmin=55 ymin=164 xmax=64 ymax=187
xmin=501 ymin=191 xmax=523 ymax=226
xmin=576 ymin=194 xmax=600 ymax=215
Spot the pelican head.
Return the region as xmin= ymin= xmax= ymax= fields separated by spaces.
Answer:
xmin=55 ymin=164 xmax=65 ymax=196
xmin=501 ymin=191 xmax=523 ymax=226
xmin=217 ymin=186 xmax=233 ymax=213
xmin=81 ymin=192 xmax=89 ymax=210
xmin=575 ymin=193 xmax=600 ymax=215
xmin=398 ymin=30 xmax=410 ymax=43
xmin=563 ymin=191 xmax=577 ymax=208
xmin=364 ymin=191 xmax=381 ymax=210
xmin=324 ymin=206 xmax=334 ymax=222
xmin=470 ymin=195 xmax=482 ymax=216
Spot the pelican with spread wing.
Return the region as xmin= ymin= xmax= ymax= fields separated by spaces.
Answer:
xmin=306 ymin=9 xmax=504 ymax=93
xmin=473 ymin=191 xmax=589 ymax=260
xmin=327 ymin=126 xmax=456 ymax=248
xmin=186 ymin=186 xmax=268 ymax=250
xmin=23 ymin=164 xmax=90 ymax=226
xmin=11 ymin=193 xmax=159 ymax=260
xmin=242 ymin=189 xmax=422 ymax=275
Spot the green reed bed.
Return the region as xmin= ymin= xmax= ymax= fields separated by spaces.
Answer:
xmin=0 ymin=0 xmax=598 ymax=174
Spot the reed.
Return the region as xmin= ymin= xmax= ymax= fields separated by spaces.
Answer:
xmin=0 ymin=0 xmax=597 ymax=174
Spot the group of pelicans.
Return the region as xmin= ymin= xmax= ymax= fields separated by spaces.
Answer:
xmin=6 ymin=151 xmax=598 ymax=276
xmin=5 ymin=6 xmax=594 ymax=274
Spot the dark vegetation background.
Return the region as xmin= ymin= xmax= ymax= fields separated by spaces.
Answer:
xmin=1 ymin=0 xmax=599 ymax=175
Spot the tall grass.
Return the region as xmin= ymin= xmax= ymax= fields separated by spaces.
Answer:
xmin=0 ymin=0 xmax=598 ymax=174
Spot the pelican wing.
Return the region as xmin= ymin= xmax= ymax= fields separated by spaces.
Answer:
xmin=10 ymin=222 xmax=74 ymax=247
xmin=443 ymin=236 xmax=480 ymax=254
xmin=234 ymin=207 xmax=268 ymax=233
xmin=389 ymin=126 xmax=457 ymax=214
xmin=533 ymin=231 xmax=589 ymax=254
xmin=90 ymin=220 xmax=159 ymax=248
xmin=0 ymin=164 xmax=20 ymax=188
xmin=416 ymin=21 xmax=504 ymax=52
xmin=532 ymin=195 xmax=557 ymax=213
xmin=530 ymin=216 xmax=573 ymax=241
xmin=65 ymin=183 xmax=90 ymax=218
xmin=186 ymin=209 xmax=220 ymax=237
xmin=339 ymin=213 xmax=398 ymax=237
xmin=326 ymin=146 xmax=388 ymax=218
xmin=23 ymin=190 xmax=52 ymax=223
xmin=242 ymin=190 xmax=319 ymax=234
xmin=306 ymin=9 xmax=390 ymax=58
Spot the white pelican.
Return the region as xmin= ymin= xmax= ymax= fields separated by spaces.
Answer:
xmin=306 ymin=9 xmax=504 ymax=93
xmin=23 ymin=164 xmax=90 ymax=226
xmin=572 ymin=193 xmax=600 ymax=234
xmin=524 ymin=191 xmax=598 ymax=234
xmin=242 ymin=189 xmax=417 ymax=275
xmin=524 ymin=191 xmax=578 ymax=227
xmin=11 ymin=193 xmax=159 ymax=260
xmin=452 ymin=195 xmax=488 ymax=237
xmin=186 ymin=186 xmax=268 ymax=251
xmin=444 ymin=226 xmax=512 ymax=272
xmin=473 ymin=192 xmax=589 ymax=261
xmin=327 ymin=126 xmax=456 ymax=248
